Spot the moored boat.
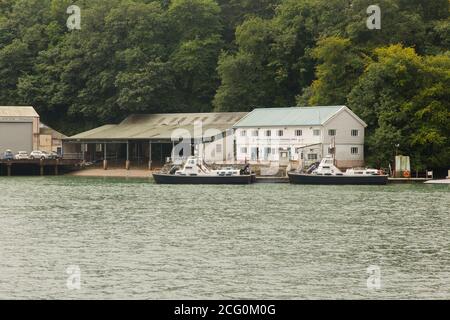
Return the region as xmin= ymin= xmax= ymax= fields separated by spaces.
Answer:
xmin=153 ymin=157 xmax=255 ymax=185
xmin=288 ymin=155 xmax=388 ymax=185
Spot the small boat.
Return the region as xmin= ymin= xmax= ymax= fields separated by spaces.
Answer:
xmin=153 ymin=156 xmax=255 ymax=185
xmin=288 ymin=155 xmax=388 ymax=185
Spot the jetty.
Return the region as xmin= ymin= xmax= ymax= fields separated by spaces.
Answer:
xmin=0 ymin=159 xmax=82 ymax=176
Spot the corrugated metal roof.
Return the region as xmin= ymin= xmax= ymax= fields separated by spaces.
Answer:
xmin=40 ymin=123 xmax=67 ymax=139
xmin=233 ymin=106 xmax=346 ymax=127
xmin=0 ymin=106 xmax=39 ymax=118
xmin=68 ymin=112 xmax=248 ymax=140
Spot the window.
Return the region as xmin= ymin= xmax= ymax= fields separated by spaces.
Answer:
xmin=216 ymin=144 xmax=222 ymax=153
xmin=251 ymin=148 xmax=258 ymax=161
xmin=240 ymin=130 xmax=247 ymax=137
xmin=265 ymin=130 xmax=272 ymax=137
xmin=351 ymin=129 xmax=359 ymax=137
xmin=351 ymin=147 xmax=359 ymax=155
xmin=308 ymin=154 xmax=318 ymax=160
xmin=328 ymin=129 xmax=336 ymax=136
xmin=277 ymin=130 xmax=284 ymax=137
xmin=252 ymin=130 xmax=259 ymax=137
xmin=295 ymin=130 xmax=303 ymax=137
xmin=264 ymin=147 xmax=272 ymax=155
xmin=313 ymin=129 xmax=321 ymax=136
xmin=241 ymin=147 xmax=248 ymax=154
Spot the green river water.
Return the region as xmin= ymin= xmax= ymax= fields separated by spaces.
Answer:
xmin=0 ymin=176 xmax=449 ymax=299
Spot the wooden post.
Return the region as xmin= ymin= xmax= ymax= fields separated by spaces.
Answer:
xmin=103 ymin=143 xmax=108 ymax=170
xmin=82 ymin=143 xmax=86 ymax=162
xmin=148 ymin=141 xmax=152 ymax=170
xmin=55 ymin=159 xmax=59 ymax=175
xmin=126 ymin=141 xmax=130 ymax=170
xmin=40 ymin=159 xmax=44 ymax=176
xmin=7 ymin=163 xmax=11 ymax=176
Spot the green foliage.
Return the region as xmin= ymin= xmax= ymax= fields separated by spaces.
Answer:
xmin=348 ymin=45 xmax=450 ymax=169
xmin=305 ymin=37 xmax=365 ymax=106
xmin=0 ymin=0 xmax=449 ymax=168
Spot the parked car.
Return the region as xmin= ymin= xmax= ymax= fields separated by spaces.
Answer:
xmin=29 ymin=150 xmax=52 ymax=160
xmin=50 ymin=151 xmax=62 ymax=160
xmin=2 ymin=149 xmax=14 ymax=160
xmin=15 ymin=151 xmax=29 ymax=160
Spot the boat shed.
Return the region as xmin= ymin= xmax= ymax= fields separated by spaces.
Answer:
xmin=0 ymin=106 xmax=40 ymax=155
xmin=63 ymin=112 xmax=247 ymax=169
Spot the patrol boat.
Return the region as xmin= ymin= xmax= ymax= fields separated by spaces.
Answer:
xmin=288 ymin=155 xmax=388 ymax=185
xmin=153 ymin=156 xmax=255 ymax=185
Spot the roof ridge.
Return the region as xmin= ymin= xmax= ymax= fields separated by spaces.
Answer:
xmin=253 ymin=106 xmax=345 ymax=110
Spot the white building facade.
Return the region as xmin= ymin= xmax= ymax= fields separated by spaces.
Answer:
xmin=233 ymin=106 xmax=367 ymax=168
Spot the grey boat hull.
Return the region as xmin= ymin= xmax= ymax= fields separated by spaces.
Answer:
xmin=153 ymin=173 xmax=256 ymax=185
xmin=288 ymin=173 xmax=388 ymax=185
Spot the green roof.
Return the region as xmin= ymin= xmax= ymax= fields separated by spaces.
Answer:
xmin=67 ymin=112 xmax=247 ymax=141
xmin=233 ymin=106 xmax=347 ymax=127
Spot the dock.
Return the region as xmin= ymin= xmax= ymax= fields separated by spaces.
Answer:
xmin=388 ymin=178 xmax=431 ymax=184
xmin=0 ymin=159 xmax=82 ymax=176
xmin=255 ymin=176 xmax=289 ymax=183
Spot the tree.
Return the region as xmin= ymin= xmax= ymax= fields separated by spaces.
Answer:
xmin=302 ymin=37 xmax=364 ymax=106
xmin=348 ymin=45 xmax=450 ymax=169
xmin=213 ymin=17 xmax=279 ymax=111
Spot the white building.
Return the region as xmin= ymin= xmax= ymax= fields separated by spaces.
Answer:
xmin=233 ymin=106 xmax=367 ymax=168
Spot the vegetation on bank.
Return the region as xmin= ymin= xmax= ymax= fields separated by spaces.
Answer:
xmin=0 ymin=0 xmax=449 ymax=169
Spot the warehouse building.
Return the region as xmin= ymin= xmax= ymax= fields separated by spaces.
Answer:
xmin=0 ymin=106 xmax=40 ymax=155
xmin=63 ymin=112 xmax=247 ymax=169
xmin=233 ymin=106 xmax=367 ymax=168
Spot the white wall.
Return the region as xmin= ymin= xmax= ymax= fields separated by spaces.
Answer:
xmin=235 ymin=109 xmax=366 ymax=167
xmin=235 ymin=126 xmax=323 ymax=162
xmin=323 ymin=110 xmax=365 ymax=167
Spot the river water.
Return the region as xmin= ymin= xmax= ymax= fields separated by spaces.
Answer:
xmin=0 ymin=176 xmax=449 ymax=299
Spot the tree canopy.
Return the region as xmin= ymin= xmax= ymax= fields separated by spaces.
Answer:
xmin=0 ymin=0 xmax=449 ymax=169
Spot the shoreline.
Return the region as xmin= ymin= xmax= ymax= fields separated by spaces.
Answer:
xmin=68 ymin=168 xmax=154 ymax=179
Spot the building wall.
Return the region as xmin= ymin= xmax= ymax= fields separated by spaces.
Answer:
xmin=200 ymin=131 xmax=235 ymax=163
xmin=235 ymin=126 xmax=324 ymax=163
xmin=323 ymin=110 xmax=365 ymax=168
xmin=234 ymin=109 xmax=366 ymax=168
xmin=39 ymin=134 xmax=52 ymax=152
xmin=0 ymin=116 xmax=39 ymax=154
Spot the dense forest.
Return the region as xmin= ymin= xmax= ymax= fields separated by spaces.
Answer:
xmin=0 ymin=0 xmax=449 ymax=169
